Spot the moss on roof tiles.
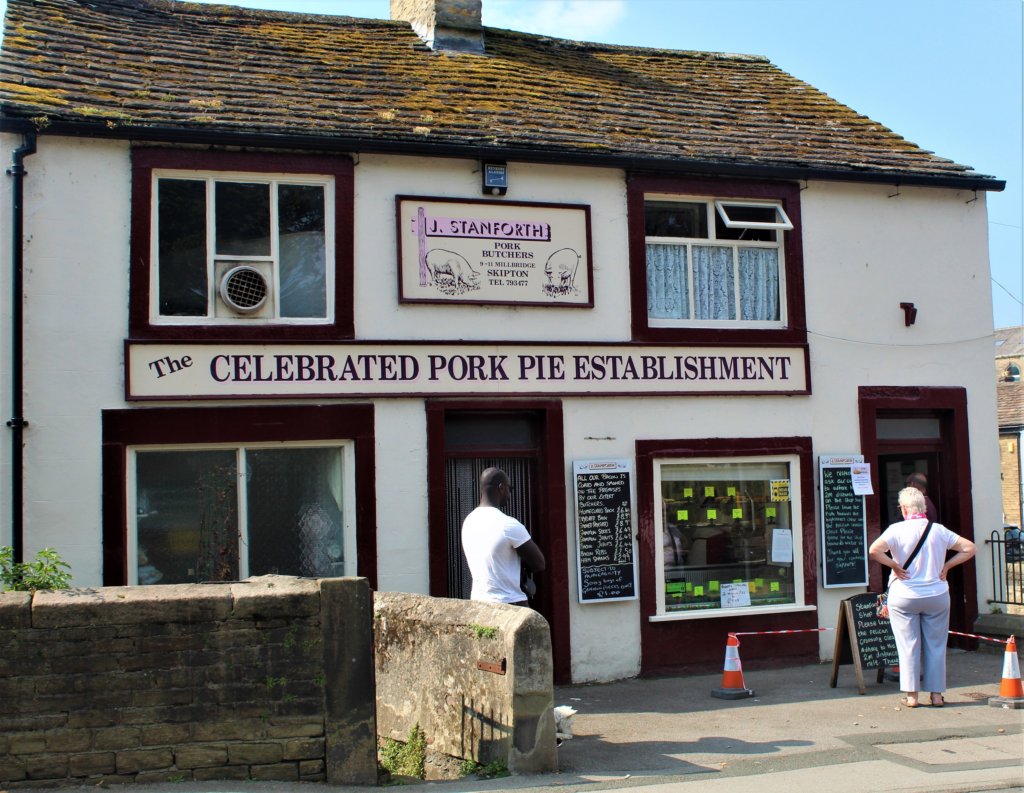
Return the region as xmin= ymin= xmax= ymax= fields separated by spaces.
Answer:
xmin=0 ymin=0 xmax=991 ymax=181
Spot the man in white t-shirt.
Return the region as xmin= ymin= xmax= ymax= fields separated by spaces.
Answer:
xmin=461 ymin=467 xmax=546 ymax=606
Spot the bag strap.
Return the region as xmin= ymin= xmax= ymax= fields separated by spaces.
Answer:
xmin=901 ymin=520 xmax=933 ymax=572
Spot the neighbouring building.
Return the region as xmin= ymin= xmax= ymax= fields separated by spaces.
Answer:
xmin=0 ymin=0 xmax=1005 ymax=683
xmin=996 ymin=327 xmax=1023 ymax=529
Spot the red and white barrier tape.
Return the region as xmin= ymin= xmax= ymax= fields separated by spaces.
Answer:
xmin=726 ymin=628 xmax=1012 ymax=645
xmin=947 ymin=630 xmax=1011 ymax=645
xmin=729 ymin=628 xmax=832 ymax=638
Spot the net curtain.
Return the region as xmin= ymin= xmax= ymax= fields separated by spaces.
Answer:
xmin=646 ymin=244 xmax=779 ymax=321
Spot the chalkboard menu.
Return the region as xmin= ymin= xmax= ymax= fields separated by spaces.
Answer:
xmin=830 ymin=592 xmax=899 ymax=694
xmin=573 ymin=460 xmax=637 ymax=603
xmin=819 ymin=457 xmax=868 ymax=588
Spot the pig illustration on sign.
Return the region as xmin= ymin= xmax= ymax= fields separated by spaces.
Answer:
xmin=424 ymin=249 xmax=481 ymax=293
xmin=543 ymin=247 xmax=581 ymax=296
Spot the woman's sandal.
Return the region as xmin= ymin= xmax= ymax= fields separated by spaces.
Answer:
xmin=930 ymin=695 xmax=945 ymax=707
xmin=900 ymin=697 xmax=919 ymax=708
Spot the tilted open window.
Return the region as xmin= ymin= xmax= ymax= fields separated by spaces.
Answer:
xmin=628 ymin=177 xmax=806 ymax=345
xmin=645 ymin=197 xmax=790 ymax=326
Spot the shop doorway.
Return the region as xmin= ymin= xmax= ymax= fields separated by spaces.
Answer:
xmin=444 ymin=452 xmax=539 ymax=601
xmin=426 ymin=402 xmax=570 ymax=682
xmin=859 ymin=388 xmax=977 ymax=645
xmin=878 ymin=452 xmax=941 ymax=527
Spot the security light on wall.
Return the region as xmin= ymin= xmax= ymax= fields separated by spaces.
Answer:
xmin=482 ymin=161 xmax=508 ymax=196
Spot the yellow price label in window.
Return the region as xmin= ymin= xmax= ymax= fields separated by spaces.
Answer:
xmin=706 ymin=509 xmax=717 ymax=520
xmin=694 ymin=586 xmax=704 ymax=597
xmin=683 ymin=487 xmax=693 ymax=498
xmin=748 ymin=581 xmax=756 ymax=593
xmin=708 ymin=580 xmax=719 ymax=592
xmin=770 ymin=479 xmax=790 ymax=502
xmin=732 ymin=508 xmax=743 ymax=519
xmin=677 ymin=509 xmax=688 ymax=521
xmin=727 ymin=486 xmax=736 ymax=497
xmin=704 ymin=486 xmax=716 ymax=497
xmin=770 ymin=581 xmax=781 ymax=592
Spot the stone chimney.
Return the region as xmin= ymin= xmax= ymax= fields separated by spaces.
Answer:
xmin=391 ymin=0 xmax=484 ymax=53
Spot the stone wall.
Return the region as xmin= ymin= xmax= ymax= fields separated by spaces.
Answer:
xmin=374 ymin=593 xmax=556 ymax=775
xmin=0 ymin=576 xmax=376 ymax=788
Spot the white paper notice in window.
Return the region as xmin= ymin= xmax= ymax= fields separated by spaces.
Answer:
xmin=720 ymin=582 xmax=752 ymax=608
xmin=771 ymin=528 xmax=794 ymax=565
xmin=850 ymin=464 xmax=874 ymax=495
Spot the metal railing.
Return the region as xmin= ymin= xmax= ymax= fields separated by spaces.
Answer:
xmin=987 ymin=530 xmax=1024 ymax=607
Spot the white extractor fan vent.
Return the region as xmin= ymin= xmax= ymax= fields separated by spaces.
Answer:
xmin=215 ymin=262 xmax=273 ymax=318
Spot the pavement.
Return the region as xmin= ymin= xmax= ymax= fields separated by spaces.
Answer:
xmin=18 ymin=648 xmax=1023 ymax=793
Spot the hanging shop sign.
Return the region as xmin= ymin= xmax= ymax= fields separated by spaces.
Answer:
xmin=125 ymin=341 xmax=809 ymax=400
xmin=397 ymin=196 xmax=593 ymax=307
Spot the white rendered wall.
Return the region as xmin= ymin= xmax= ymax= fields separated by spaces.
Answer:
xmin=800 ymin=180 xmax=1000 ymax=661
xmin=0 ymin=135 xmax=131 ymax=582
xmin=373 ymin=399 xmax=430 ymax=594
xmin=353 ymin=155 xmax=630 ymax=342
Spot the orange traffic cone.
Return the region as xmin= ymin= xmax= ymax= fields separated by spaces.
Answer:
xmin=988 ymin=635 xmax=1024 ymax=709
xmin=711 ymin=633 xmax=754 ymax=699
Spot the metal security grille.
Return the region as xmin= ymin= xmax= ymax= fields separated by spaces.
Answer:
xmin=445 ymin=456 xmax=535 ymax=599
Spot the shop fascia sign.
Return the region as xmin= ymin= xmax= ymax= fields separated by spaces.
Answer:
xmin=397 ymin=196 xmax=594 ymax=307
xmin=126 ymin=341 xmax=809 ymax=399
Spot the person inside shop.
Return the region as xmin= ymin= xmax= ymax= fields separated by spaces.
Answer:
xmin=905 ymin=471 xmax=939 ymax=522
xmin=461 ymin=467 xmax=545 ymax=607
xmin=868 ymin=486 xmax=975 ymax=708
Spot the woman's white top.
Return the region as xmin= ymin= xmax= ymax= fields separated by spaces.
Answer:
xmin=879 ymin=517 xmax=960 ymax=599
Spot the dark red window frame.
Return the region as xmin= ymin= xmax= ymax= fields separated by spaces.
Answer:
xmin=129 ymin=148 xmax=354 ymax=340
xmin=627 ymin=175 xmax=807 ymax=345
xmin=635 ymin=436 xmax=818 ymax=675
xmin=102 ymin=404 xmax=376 ymax=587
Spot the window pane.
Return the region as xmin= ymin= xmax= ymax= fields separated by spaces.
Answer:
xmin=692 ymin=246 xmax=734 ymax=320
xmin=245 ymin=447 xmax=345 ymax=577
xmin=136 ymin=450 xmax=238 ymax=584
xmin=215 ymin=182 xmax=270 ymax=255
xmin=715 ymin=210 xmax=777 ymax=242
xmin=661 ymin=461 xmax=795 ymax=612
xmin=645 ymin=201 xmax=707 ymax=238
xmin=157 ymin=179 xmax=208 ymax=316
xmin=278 ymin=184 xmax=327 ymax=318
xmin=646 ymin=243 xmax=689 ymax=319
xmin=876 ymin=418 xmax=942 ymax=439
xmin=738 ymin=247 xmax=780 ymax=320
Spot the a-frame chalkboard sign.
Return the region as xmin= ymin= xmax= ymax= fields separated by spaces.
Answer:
xmin=829 ymin=592 xmax=899 ymax=694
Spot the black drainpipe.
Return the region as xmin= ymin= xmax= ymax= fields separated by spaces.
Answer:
xmin=6 ymin=131 xmax=36 ymax=563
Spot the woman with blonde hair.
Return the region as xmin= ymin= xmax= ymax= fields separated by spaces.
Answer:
xmin=868 ymin=486 xmax=975 ymax=708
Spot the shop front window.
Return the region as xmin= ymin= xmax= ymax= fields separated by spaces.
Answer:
xmin=657 ymin=457 xmax=801 ymax=614
xmin=131 ymin=443 xmax=352 ymax=585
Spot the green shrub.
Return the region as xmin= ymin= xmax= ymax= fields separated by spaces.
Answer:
xmin=468 ymin=623 xmax=498 ymax=639
xmin=0 ymin=546 xmax=72 ymax=591
xmin=379 ymin=723 xmax=426 ymax=779
xmin=459 ymin=758 xmax=509 ymax=779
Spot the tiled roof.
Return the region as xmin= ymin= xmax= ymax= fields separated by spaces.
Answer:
xmin=997 ymin=381 xmax=1023 ymax=430
xmin=995 ymin=326 xmax=1024 ymax=360
xmin=0 ymin=0 xmax=1000 ymax=186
